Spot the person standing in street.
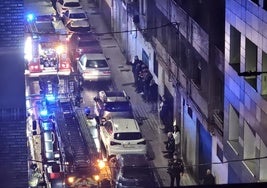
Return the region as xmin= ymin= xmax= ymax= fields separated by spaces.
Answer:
xmin=163 ymin=132 xmax=176 ymax=158
xmin=159 ymin=95 xmax=170 ymax=132
xmin=148 ymin=78 xmax=158 ymax=112
xmin=167 ymin=153 xmax=184 ymax=187
xmin=173 ymin=125 xmax=181 ymax=155
xmin=132 ymin=56 xmax=142 ymax=88
xmin=202 ymin=169 xmax=216 ymax=185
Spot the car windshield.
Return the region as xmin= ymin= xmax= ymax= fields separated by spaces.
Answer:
xmin=78 ymin=41 xmax=99 ymax=47
xmin=86 ymin=60 xmax=108 ymax=68
xmin=104 ymin=101 xmax=132 ymax=112
xmin=64 ymin=2 xmax=80 ymax=7
xmin=114 ymin=132 xmax=142 ymax=140
xmin=106 ymin=91 xmax=125 ymax=97
xmin=69 ymin=13 xmax=86 ymax=19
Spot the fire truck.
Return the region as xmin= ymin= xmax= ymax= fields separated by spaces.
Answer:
xmin=35 ymin=75 xmax=111 ymax=187
xmin=24 ymin=0 xmax=71 ymax=77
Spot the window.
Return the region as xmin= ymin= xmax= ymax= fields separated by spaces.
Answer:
xmin=153 ymin=52 xmax=158 ymax=77
xmin=228 ymin=105 xmax=240 ymax=155
xmin=86 ymin=60 xmax=108 ymax=68
xmin=114 ymin=132 xmax=143 ymax=140
xmin=261 ymin=51 xmax=267 ymax=95
xmin=250 ymin=0 xmax=259 ymax=5
xmin=259 ymin=140 xmax=267 ymax=181
xmin=243 ymin=121 xmax=256 ymax=175
xmin=264 ymin=0 xmax=267 ymax=10
xmin=245 ymin=38 xmax=257 ymax=90
xmin=229 ymin=25 xmax=241 ymax=73
xmin=216 ymin=144 xmax=223 ymax=162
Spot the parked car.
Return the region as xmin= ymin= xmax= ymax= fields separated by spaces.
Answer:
xmin=93 ymin=90 xmax=132 ymax=122
xmin=110 ymin=154 xmax=158 ymax=188
xmin=68 ymin=33 xmax=102 ymax=63
xmin=65 ymin=19 xmax=91 ymax=34
xmin=56 ymin=0 xmax=82 ymax=17
xmin=62 ymin=8 xmax=88 ymax=25
xmin=77 ymin=53 xmax=111 ymax=82
xmin=99 ymin=110 xmax=147 ymax=159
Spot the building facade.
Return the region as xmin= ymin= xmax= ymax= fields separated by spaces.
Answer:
xmin=98 ymin=0 xmax=267 ymax=185
xmin=224 ymin=0 xmax=267 ymax=183
xmin=99 ymin=0 xmax=226 ymax=184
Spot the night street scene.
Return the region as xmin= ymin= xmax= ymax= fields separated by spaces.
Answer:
xmin=1 ymin=0 xmax=267 ymax=188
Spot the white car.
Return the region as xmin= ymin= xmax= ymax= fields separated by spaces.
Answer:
xmin=56 ymin=0 xmax=82 ymax=17
xmin=77 ymin=53 xmax=111 ymax=82
xmin=99 ymin=111 xmax=147 ymax=159
xmin=65 ymin=19 xmax=91 ymax=33
xmin=62 ymin=9 xmax=88 ymax=25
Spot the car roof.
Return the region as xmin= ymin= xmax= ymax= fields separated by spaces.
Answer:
xmin=117 ymin=154 xmax=149 ymax=167
xmin=64 ymin=0 xmax=79 ymax=2
xmin=82 ymin=53 xmax=106 ymax=60
xmin=110 ymin=118 xmax=140 ymax=133
xmin=68 ymin=8 xmax=86 ymax=14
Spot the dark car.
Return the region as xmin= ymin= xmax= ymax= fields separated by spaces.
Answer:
xmin=93 ymin=90 xmax=133 ymax=123
xmin=110 ymin=154 xmax=159 ymax=188
xmin=67 ymin=33 xmax=102 ymax=64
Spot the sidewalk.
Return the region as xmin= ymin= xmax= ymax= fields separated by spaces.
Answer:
xmin=82 ymin=0 xmax=198 ymax=187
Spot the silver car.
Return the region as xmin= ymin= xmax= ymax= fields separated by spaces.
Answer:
xmin=77 ymin=53 xmax=111 ymax=82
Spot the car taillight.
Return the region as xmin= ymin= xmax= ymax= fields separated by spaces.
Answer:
xmin=137 ymin=140 xmax=146 ymax=145
xmin=110 ymin=141 xmax=121 ymax=146
xmin=60 ymin=63 xmax=69 ymax=68
xmin=30 ymin=65 xmax=39 ymax=70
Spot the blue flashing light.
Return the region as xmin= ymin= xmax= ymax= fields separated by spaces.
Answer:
xmin=45 ymin=94 xmax=56 ymax=102
xmin=27 ymin=13 xmax=35 ymax=22
xmin=42 ymin=122 xmax=53 ymax=131
xmin=40 ymin=109 xmax=48 ymax=117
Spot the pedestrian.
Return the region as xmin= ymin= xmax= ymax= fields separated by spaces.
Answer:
xmin=159 ymin=95 xmax=170 ymax=132
xmin=202 ymin=169 xmax=215 ymax=185
xmin=167 ymin=153 xmax=184 ymax=187
xmin=133 ymin=57 xmax=142 ymax=87
xmin=163 ymin=132 xmax=176 ymax=158
xmin=148 ymin=78 xmax=158 ymax=112
xmin=173 ymin=125 xmax=180 ymax=155
xmin=135 ymin=63 xmax=144 ymax=92
xmin=142 ymin=70 xmax=152 ymax=102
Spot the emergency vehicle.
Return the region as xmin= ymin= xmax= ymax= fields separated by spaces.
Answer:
xmin=35 ymin=74 xmax=112 ymax=187
xmin=24 ymin=1 xmax=71 ymax=77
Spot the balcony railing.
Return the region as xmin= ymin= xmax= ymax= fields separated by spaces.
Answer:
xmin=213 ymin=109 xmax=224 ymax=136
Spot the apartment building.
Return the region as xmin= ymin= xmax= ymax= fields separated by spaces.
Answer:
xmin=99 ymin=0 xmax=228 ymax=184
xmin=224 ymin=0 xmax=267 ymax=183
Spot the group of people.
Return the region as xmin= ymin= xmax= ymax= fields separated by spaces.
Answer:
xmin=131 ymin=56 xmax=158 ymax=110
xmin=167 ymin=154 xmax=215 ymax=187
xmin=131 ymin=55 xmax=216 ymax=187
xmin=163 ymin=126 xmax=215 ymax=187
